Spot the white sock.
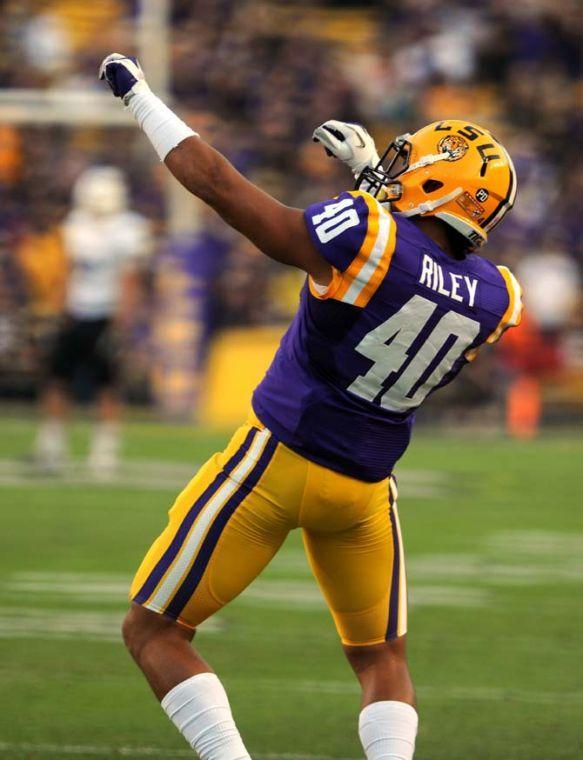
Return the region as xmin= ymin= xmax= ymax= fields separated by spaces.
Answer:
xmin=88 ymin=421 xmax=120 ymax=475
xmin=359 ymin=700 xmax=418 ymax=760
xmin=34 ymin=419 xmax=67 ymax=470
xmin=161 ymin=673 xmax=250 ymax=760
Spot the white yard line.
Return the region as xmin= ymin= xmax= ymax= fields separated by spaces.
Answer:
xmin=0 ymin=743 xmax=192 ymax=757
xmin=1 ymin=573 xmax=489 ymax=611
xmin=0 ymin=459 xmax=449 ymax=498
xmin=231 ymin=679 xmax=583 ymax=706
xmin=5 ymin=580 xmax=131 ymax=596
xmin=0 ymin=743 xmax=355 ymax=760
xmin=0 ymin=607 xmax=221 ymax=641
xmin=487 ymin=530 xmax=583 ymax=556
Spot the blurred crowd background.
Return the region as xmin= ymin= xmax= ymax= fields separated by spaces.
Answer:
xmin=0 ymin=0 xmax=581 ymax=433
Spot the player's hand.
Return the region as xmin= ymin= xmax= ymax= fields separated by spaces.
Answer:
xmin=99 ymin=53 xmax=149 ymax=102
xmin=312 ymin=120 xmax=380 ymax=176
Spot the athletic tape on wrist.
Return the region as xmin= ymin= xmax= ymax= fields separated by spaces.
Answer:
xmin=125 ymin=83 xmax=198 ymax=161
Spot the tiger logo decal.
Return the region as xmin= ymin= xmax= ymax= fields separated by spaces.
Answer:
xmin=438 ymin=134 xmax=469 ymax=161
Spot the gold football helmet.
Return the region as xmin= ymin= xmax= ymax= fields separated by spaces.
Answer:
xmin=356 ymin=120 xmax=517 ymax=249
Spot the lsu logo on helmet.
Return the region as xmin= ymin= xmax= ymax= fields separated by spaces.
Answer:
xmin=356 ymin=119 xmax=517 ymax=250
xmin=437 ymin=134 xmax=469 ymax=161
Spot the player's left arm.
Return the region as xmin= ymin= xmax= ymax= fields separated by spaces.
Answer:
xmin=99 ymin=54 xmax=331 ymax=285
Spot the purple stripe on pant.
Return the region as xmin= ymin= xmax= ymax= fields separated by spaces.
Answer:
xmin=132 ymin=428 xmax=259 ymax=605
xmin=163 ymin=434 xmax=278 ymax=619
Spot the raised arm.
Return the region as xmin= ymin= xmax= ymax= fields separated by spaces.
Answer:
xmin=165 ymin=137 xmax=329 ymax=278
xmin=99 ymin=54 xmax=330 ymax=284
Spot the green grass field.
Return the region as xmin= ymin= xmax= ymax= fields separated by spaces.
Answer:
xmin=0 ymin=416 xmax=581 ymax=759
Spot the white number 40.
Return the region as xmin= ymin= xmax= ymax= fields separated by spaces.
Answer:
xmin=312 ymin=198 xmax=359 ymax=243
xmin=348 ymin=294 xmax=480 ymax=412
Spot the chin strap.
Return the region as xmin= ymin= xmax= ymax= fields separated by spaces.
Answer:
xmin=397 ymin=186 xmax=463 ymax=217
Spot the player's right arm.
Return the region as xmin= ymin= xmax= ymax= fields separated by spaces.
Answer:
xmin=98 ymin=54 xmax=331 ymax=285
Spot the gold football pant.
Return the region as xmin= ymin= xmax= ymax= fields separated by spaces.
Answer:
xmin=131 ymin=413 xmax=407 ymax=646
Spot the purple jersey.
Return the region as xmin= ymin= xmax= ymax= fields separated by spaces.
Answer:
xmin=253 ymin=191 xmax=522 ymax=482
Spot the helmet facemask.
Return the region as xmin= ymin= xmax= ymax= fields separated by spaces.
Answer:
xmin=354 ymin=135 xmax=412 ymax=202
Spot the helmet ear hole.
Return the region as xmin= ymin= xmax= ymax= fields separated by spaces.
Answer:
xmin=422 ymin=179 xmax=444 ymax=194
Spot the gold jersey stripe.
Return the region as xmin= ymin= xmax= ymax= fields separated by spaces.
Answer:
xmin=352 ymin=206 xmax=397 ymax=307
xmin=336 ymin=192 xmax=397 ymax=307
xmin=487 ymin=265 xmax=523 ymax=345
xmin=309 ymin=192 xmax=397 ymax=307
xmin=333 ymin=191 xmax=381 ymax=302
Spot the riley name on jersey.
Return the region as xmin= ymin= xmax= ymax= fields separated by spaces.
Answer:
xmin=418 ymin=254 xmax=478 ymax=307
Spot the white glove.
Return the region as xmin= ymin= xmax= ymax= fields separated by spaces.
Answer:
xmin=99 ymin=53 xmax=149 ymax=104
xmin=313 ymin=120 xmax=380 ymax=177
xmin=99 ymin=52 xmax=197 ymax=161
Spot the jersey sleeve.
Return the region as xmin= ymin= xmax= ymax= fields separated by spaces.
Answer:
xmin=303 ymin=190 xmax=397 ymax=307
xmin=486 ymin=265 xmax=524 ymax=344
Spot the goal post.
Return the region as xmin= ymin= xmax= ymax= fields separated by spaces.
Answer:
xmin=0 ymin=0 xmax=199 ymax=235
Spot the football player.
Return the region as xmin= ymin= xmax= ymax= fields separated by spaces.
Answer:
xmin=100 ymin=54 xmax=522 ymax=759
xmin=34 ymin=166 xmax=150 ymax=477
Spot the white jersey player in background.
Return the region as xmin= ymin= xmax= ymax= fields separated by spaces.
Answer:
xmin=34 ymin=166 xmax=151 ymax=477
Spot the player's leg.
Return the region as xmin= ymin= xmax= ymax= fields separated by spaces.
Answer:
xmin=34 ymin=319 xmax=76 ymax=471
xmin=123 ymin=423 xmax=294 ymax=758
xmin=122 ymin=605 xmax=252 ymax=760
xmin=347 ymin=638 xmax=417 ymax=760
xmin=303 ymin=475 xmax=418 ymax=759
xmin=344 ymin=636 xmax=414 ymax=707
xmin=90 ymin=389 xmax=121 ymax=475
xmin=35 ymin=381 xmax=70 ymax=469
xmin=88 ymin=320 xmax=121 ymax=476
